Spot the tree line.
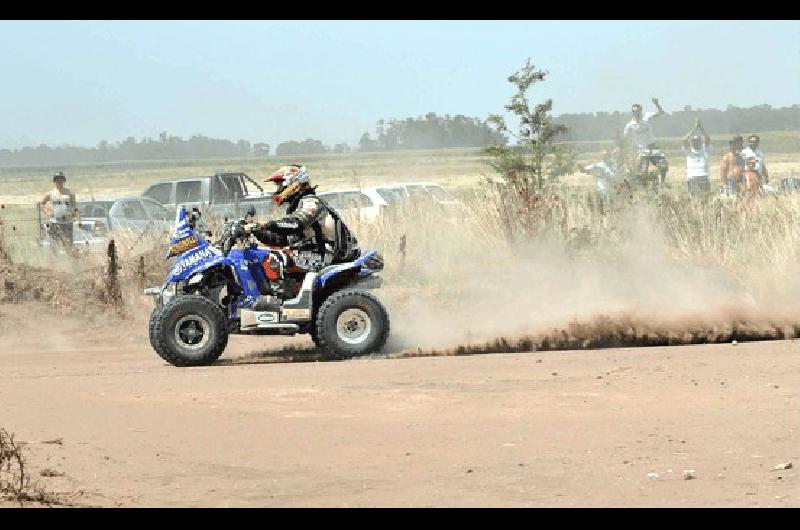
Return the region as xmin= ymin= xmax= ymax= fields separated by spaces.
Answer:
xmin=2 ymin=105 xmax=798 ymax=167
xmin=358 ymin=112 xmax=507 ymax=151
xmin=274 ymin=138 xmax=352 ymax=156
xmin=555 ymin=104 xmax=800 ymax=142
xmin=0 ymin=132 xmax=271 ymax=167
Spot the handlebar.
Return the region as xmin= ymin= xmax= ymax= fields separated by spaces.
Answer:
xmin=217 ymin=218 xmax=250 ymax=256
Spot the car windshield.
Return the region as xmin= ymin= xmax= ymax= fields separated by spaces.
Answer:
xmin=375 ymin=188 xmax=404 ymax=206
xmin=142 ymin=199 xmax=170 ymax=220
xmin=111 ymin=200 xmax=147 ymax=221
xmin=320 ymin=192 xmax=372 ymax=210
xmin=78 ymin=201 xmax=113 ymax=218
xmin=425 ymin=185 xmax=452 ymax=201
xmin=406 ymin=185 xmax=429 ymax=198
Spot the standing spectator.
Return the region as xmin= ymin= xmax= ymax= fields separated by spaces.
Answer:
xmin=741 ymin=134 xmax=769 ymax=184
xmin=720 ymin=136 xmax=745 ymax=195
xmin=682 ymin=119 xmax=712 ymax=194
xmin=623 ymin=98 xmax=669 ymax=185
xmin=39 ymin=172 xmax=78 ymax=251
xmin=742 ymin=156 xmax=763 ymax=195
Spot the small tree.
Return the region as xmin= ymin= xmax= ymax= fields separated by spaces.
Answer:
xmin=485 ymin=58 xmax=575 ymax=191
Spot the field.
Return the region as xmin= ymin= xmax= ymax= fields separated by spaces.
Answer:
xmin=1 ymin=137 xmax=799 ymax=507
xmin=3 ymin=130 xmax=800 ymax=203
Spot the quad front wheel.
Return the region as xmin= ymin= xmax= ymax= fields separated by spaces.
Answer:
xmin=150 ymin=295 xmax=229 ymax=367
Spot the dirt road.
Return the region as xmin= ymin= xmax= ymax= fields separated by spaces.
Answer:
xmin=1 ymin=312 xmax=798 ymax=507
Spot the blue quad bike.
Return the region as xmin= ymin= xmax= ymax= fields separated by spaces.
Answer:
xmin=145 ymin=207 xmax=390 ymax=366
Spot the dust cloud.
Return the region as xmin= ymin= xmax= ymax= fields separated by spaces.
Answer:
xmin=383 ymin=209 xmax=800 ymax=354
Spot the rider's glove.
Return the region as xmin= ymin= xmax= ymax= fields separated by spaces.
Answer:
xmin=253 ymin=229 xmax=286 ymax=247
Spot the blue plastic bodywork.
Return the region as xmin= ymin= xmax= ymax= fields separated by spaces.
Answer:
xmin=316 ymin=251 xmax=378 ymax=288
xmin=161 ymin=207 xmax=381 ymax=323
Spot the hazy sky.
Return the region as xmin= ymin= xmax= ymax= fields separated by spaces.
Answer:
xmin=1 ymin=20 xmax=798 ymax=149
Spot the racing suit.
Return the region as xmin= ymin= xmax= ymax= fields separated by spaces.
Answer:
xmin=251 ymin=188 xmax=359 ymax=274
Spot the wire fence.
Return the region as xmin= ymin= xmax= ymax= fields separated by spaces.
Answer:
xmin=0 ymin=201 xmax=172 ymax=272
xmin=1 ymin=204 xmax=56 ymax=239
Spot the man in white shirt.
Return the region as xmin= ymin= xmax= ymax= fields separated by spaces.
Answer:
xmin=39 ymin=172 xmax=78 ymax=251
xmin=681 ymin=119 xmax=712 ymax=194
xmin=623 ymin=98 xmax=668 ymax=185
xmin=741 ymin=134 xmax=769 ymax=184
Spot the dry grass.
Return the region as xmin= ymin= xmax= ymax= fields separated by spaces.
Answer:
xmin=338 ymin=184 xmax=800 ymax=354
xmin=0 ymin=428 xmax=66 ymax=507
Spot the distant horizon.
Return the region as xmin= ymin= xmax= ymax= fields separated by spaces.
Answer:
xmin=2 ymin=102 xmax=798 ymax=152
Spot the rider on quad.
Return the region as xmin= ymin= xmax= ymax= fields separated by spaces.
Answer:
xmin=623 ymin=98 xmax=668 ymax=186
xmin=146 ymin=165 xmax=388 ymax=366
xmin=246 ymin=164 xmax=360 ymax=297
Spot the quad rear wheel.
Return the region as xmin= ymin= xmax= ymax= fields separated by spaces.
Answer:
xmin=315 ymin=289 xmax=390 ymax=359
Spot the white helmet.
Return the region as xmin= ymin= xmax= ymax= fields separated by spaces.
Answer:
xmin=265 ymin=164 xmax=310 ymax=205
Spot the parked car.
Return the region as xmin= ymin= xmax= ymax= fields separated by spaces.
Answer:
xmin=106 ymin=197 xmax=173 ymax=234
xmin=397 ymin=182 xmax=466 ymax=207
xmin=78 ymin=199 xmax=115 ymax=219
xmin=316 ymin=187 xmax=387 ymax=224
xmin=142 ymin=172 xmax=276 ymax=219
xmin=317 ymin=181 xmax=471 ymax=225
xmin=370 ymin=182 xmax=471 ymax=221
xmin=38 ymin=197 xmax=172 ymax=249
xmin=367 ymin=185 xmax=408 ymax=207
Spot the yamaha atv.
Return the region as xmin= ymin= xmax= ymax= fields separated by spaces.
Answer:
xmin=145 ymin=207 xmax=389 ymax=366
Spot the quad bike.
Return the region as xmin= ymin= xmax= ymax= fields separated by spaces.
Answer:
xmin=145 ymin=207 xmax=390 ymax=366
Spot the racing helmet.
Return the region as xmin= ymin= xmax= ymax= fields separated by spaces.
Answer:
xmin=265 ymin=164 xmax=310 ymax=205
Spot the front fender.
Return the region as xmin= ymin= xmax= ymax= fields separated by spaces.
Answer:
xmin=166 ymin=245 xmax=231 ymax=284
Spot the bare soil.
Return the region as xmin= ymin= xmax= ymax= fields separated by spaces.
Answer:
xmin=0 ymin=303 xmax=797 ymax=507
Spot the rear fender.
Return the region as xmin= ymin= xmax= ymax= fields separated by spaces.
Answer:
xmin=315 ymin=251 xmax=382 ymax=289
xmin=312 ymin=251 xmax=383 ymax=307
